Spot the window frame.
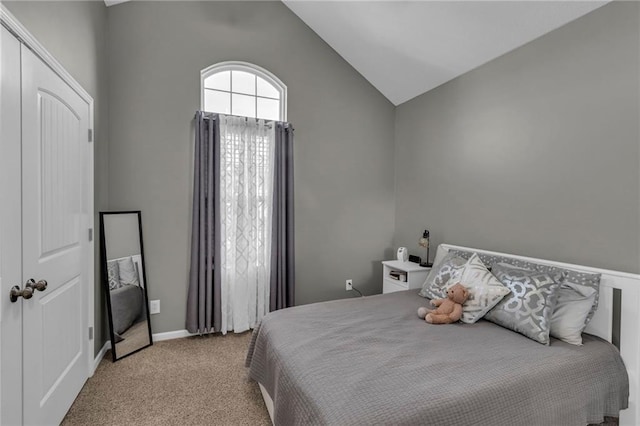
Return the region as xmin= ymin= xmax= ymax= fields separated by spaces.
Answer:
xmin=200 ymin=61 xmax=287 ymax=122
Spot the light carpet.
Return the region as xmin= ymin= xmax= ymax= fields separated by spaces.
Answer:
xmin=62 ymin=331 xmax=270 ymax=425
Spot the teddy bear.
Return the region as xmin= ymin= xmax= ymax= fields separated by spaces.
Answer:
xmin=417 ymin=282 xmax=469 ymax=324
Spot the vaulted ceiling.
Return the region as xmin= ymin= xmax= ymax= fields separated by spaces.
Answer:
xmin=106 ymin=1 xmax=609 ymax=106
xmin=282 ymin=1 xmax=608 ymax=105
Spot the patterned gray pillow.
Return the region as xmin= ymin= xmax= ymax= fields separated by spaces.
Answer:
xmin=449 ymin=249 xmax=600 ymax=325
xmin=485 ymin=263 xmax=561 ymax=345
xmin=418 ymin=252 xmax=467 ymax=300
xmin=107 ymin=260 xmax=122 ymax=290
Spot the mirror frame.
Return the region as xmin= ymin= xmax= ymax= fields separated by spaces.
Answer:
xmin=99 ymin=210 xmax=153 ymax=361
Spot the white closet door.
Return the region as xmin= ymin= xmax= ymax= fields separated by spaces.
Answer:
xmin=21 ymin=46 xmax=90 ymax=425
xmin=0 ymin=25 xmax=24 ymax=426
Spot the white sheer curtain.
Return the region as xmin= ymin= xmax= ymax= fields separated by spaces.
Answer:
xmin=219 ymin=115 xmax=275 ymax=334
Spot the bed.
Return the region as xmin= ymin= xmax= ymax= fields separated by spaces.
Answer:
xmin=246 ymin=244 xmax=639 ymax=425
xmin=107 ymin=255 xmax=147 ymax=338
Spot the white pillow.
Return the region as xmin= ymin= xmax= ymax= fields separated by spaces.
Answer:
xmin=455 ymin=254 xmax=510 ymax=324
xmin=550 ymin=283 xmax=597 ymax=345
xmin=117 ymin=257 xmax=140 ymax=286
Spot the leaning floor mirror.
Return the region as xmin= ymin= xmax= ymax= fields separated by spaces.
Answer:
xmin=100 ymin=211 xmax=153 ymax=361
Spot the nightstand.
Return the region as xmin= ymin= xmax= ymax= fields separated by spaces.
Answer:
xmin=382 ymin=260 xmax=431 ymax=294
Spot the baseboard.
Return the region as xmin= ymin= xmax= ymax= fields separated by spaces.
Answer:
xmin=91 ymin=341 xmax=111 ymax=376
xmin=152 ymin=329 xmax=198 ymax=342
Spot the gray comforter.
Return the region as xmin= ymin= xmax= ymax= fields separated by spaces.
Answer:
xmin=246 ymin=290 xmax=628 ymax=426
xmin=110 ymin=284 xmax=144 ymax=336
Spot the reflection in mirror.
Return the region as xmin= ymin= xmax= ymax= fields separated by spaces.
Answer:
xmin=100 ymin=211 xmax=152 ymax=361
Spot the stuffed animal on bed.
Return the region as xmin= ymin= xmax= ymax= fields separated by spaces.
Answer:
xmin=417 ymin=283 xmax=469 ymax=324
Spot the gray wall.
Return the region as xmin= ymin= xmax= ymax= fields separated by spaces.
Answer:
xmin=8 ymin=0 xmax=636 ymax=343
xmin=3 ymin=1 xmax=110 ymax=355
xmin=107 ymin=1 xmax=396 ymax=333
xmin=393 ymin=2 xmax=640 ymax=274
xmin=103 ymin=214 xmax=141 ymax=260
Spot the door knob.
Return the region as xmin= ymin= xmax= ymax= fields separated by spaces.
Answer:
xmin=10 ymin=285 xmax=33 ymax=303
xmin=9 ymin=279 xmax=47 ymax=303
xmin=26 ymin=279 xmax=47 ymax=292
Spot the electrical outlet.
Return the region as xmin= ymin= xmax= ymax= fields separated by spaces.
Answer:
xmin=346 ymin=279 xmax=353 ymax=291
xmin=149 ymin=300 xmax=160 ymax=315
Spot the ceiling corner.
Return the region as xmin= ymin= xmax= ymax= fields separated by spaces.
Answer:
xmin=104 ymin=0 xmax=130 ymax=7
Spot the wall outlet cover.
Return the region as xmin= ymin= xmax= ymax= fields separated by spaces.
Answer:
xmin=149 ymin=300 xmax=160 ymax=315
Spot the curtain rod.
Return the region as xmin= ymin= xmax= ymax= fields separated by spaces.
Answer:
xmin=195 ymin=111 xmax=292 ymax=128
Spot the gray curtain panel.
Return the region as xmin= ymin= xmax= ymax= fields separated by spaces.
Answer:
xmin=187 ymin=113 xmax=294 ymax=333
xmin=186 ymin=112 xmax=221 ymax=334
xmin=270 ymin=122 xmax=295 ymax=311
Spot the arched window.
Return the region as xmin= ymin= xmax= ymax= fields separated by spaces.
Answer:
xmin=201 ymin=61 xmax=287 ymax=121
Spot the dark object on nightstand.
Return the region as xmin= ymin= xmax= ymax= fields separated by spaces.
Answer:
xmin=409 ymin=255 xmax=421 ymax=264
xmin=419 ymin=230 xmax=433 ymax=267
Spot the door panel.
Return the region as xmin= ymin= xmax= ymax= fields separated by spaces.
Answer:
xmin=21 ymin=46 xmax=89 ymax=425
xmin=0 ymin=25 xmax=24 ymax=426
xmin=40 ymin=276 xmax=82 ymax=403
xmin=38 ymin=91 xmax=82 ymax=256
